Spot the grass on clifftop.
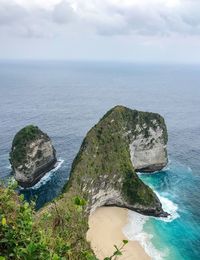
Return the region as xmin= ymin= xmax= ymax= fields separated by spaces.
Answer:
xmin=10 ymin=125 xmax=44 ymax=168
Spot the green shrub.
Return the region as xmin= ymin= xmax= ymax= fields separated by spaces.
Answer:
xmin=0 ymin=183 xmax=99 ymax=260
xmin=0 ymin=183 xmax=50 ymax=259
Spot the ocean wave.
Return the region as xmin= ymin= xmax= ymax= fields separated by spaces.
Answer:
xmin=156 ymin=192 xmax=180 ymax=222
xmin=122 ymin=182 xmax=179 ymax=259
xmin=137 ymin=170 xmax=179 ymax=222
xmin=123 ymin=211 xmax=166 ymax=260
xmin=19 ymin=159 xmax=64 ymax=190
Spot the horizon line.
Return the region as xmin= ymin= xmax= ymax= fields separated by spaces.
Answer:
xmin=0 ymin=58 xmax=200 ymax=66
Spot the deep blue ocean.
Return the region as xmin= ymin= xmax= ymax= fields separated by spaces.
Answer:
xmin=0 ymin=60 xmax=200 ymax=260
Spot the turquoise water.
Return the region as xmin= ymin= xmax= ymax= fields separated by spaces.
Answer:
xmin=0 ymin=61 xmax=200 ymax=259
xmin=140 ymin=161 xmax=200 ymax=260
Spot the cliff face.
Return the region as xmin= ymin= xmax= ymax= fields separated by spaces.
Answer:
xmin=129 ymin=116 xmax=167 ymax=172
xmin=66 ymin=106 xmax=168 ymax=217
xmin=10 ymin=125 xmax=57 ymax=188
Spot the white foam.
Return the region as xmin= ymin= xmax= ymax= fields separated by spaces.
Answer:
xmin=123 ymin=211 xmax=166 ymax=260
xmin=137 ymin=171 xmax=179 ymax=222
xmin=162 ymin=164 xmax=170 ymax=171
xmin=19 ymin=159 xmax=64 ymax=190
xmin=156 ymin=192 xmax=180 ymax=222
xmin=122 ymin=188 xmax=179 ymax=259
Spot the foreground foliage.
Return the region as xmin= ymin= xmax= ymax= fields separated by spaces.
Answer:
xmin=0 ymin=183 xmax=127 ymax=260
xmin=0 ymin=183 xmax=50 ymax=259
xmin=36 ymin=192 xmax=96 ymax=260
xmin=0 ymin=183 xmax=95 ymax=260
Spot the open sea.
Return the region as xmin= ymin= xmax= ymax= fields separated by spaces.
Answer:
xmin=0 ymin=60 xmax=200 ymax=260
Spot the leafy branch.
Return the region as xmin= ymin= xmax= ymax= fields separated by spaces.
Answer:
xmin=104 ymin=240 xmax=128 ymax=260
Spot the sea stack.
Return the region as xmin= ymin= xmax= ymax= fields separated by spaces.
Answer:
xmin=66 ymin=105 xmax=168 ymax=217
xmin=10 ymin=125 xmax=57 ymax=188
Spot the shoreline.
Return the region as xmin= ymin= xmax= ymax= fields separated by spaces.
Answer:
xmin=87 ymin=206 xmax=150 ymax=260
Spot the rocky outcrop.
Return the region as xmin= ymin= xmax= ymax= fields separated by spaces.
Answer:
xmin=10 ymin=125 xmax=57 ymax=188
xmin=129 ymin=116 xmax=168 ymax=172
xmin=66 ymin=106 xmax=169 ymax=217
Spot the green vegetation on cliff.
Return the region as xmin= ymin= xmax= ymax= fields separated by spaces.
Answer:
xmin=10 ymin=125 xmax=43 ymax=168
xmin=66 ymin=105 xmax=165 ymax=210
xmin=122 ymin=171 xmax=157 ymax=206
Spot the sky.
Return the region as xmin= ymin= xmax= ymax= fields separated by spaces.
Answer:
xmin=1 ymin=0 xmax=200 ymax=63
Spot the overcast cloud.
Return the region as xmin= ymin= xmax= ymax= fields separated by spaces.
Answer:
xmin=0 ymin=0 xmax=200 ymax=62
xmin=1 ymin=0 xmax=200 ymax=36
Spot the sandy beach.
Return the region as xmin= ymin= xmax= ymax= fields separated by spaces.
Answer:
xmin=87 ymin=207 xmax=150 ymax=260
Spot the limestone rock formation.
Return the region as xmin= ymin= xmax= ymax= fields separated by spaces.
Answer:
xmin=66 ymin=105 xmax=168 ymax=217
xmin=129 ymin=115 xmax=168 ymax=172
xmin=10 ymin=125 xmax=57 ymax=188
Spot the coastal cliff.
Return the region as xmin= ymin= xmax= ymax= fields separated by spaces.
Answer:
xmin=10 ymin=125 xmax=57 ymax=188
xmin=2 ymin=106 xmax=169 ymax=260
xmin=66 ymin=105 xmax=168 ymax=217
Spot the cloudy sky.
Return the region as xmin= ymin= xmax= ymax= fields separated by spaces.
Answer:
xmin=1 ymin=0 xmax=200 ymax=62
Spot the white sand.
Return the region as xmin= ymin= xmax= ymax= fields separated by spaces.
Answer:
xmin=87 ymin=207 xmax=150 ymax=260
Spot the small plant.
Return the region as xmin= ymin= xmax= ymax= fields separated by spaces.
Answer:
xmin=74 ymin=196 xmax=87 ymax=207
xmin=104 ymin=240 xmax=129 ymax=260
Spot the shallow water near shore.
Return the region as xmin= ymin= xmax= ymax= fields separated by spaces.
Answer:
xmin=0 ymin=61 xmax=200 ymax=259
xmin=124 ymin=161 xmax=200 ymax=260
